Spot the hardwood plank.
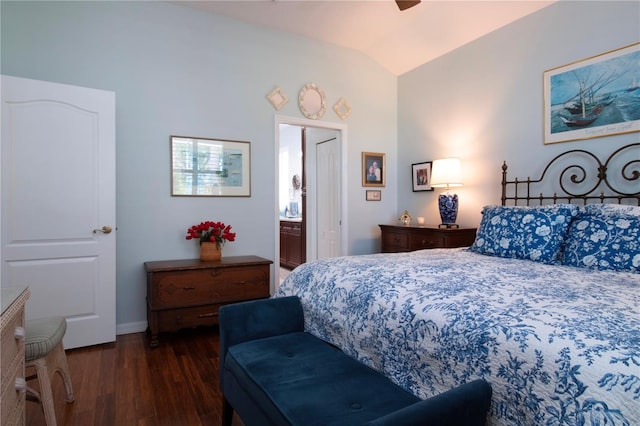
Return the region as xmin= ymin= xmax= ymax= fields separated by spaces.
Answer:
xmin=25 ymin=327 xmax=243 ymax=426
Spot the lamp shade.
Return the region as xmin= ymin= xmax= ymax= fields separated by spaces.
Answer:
xmin=430 ymin=158 xmax=463 ymax=188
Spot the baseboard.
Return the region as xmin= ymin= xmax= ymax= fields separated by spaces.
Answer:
xmin=116 ymin=320 xmax=148 ymax=336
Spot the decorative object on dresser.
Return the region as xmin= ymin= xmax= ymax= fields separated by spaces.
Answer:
xmin=379 ymin=224 xmax=477 ymax=253
xmin=25 ymin=316 xmax=74 ymax=426
xmin=185 ymin=220 xmax=236 ymax=261
xmin=398 ymin=210 xmax=412 ymax=225
xmin=144 ymin=256 xmax=272 ymax=347
xmin=1 ymin=287 xmax=30 ymax=426
xmin=430 ymin=158 xmax=463 ymax=228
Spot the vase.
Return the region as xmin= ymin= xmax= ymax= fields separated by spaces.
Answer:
xmin=200 ymin=242 xmax=221 ymax=261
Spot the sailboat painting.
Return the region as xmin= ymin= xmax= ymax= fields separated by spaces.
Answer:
xmin=544 ymin=42 xmax=639 ymax=144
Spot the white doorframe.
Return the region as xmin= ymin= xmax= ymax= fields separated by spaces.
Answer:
xmin=274 ymin=115 xmax=348 ymax=289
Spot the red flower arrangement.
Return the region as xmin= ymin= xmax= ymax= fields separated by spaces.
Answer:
xmin=186 ymin=221 xmax=236 ymax=248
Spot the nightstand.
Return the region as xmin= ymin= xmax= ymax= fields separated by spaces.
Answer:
xmin=379 ymin=224 xmax=477 ymax=253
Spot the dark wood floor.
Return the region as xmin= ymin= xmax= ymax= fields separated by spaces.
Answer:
xmin=25 ymin=327 xmax=242 ymax=426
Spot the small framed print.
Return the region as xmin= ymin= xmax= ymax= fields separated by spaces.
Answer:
xmin=366 ymin=190 xmax=381 ymax=201
xmin=412 ymin=161 xmax=433 ymax=192
xmin=362 ymin=152 xmax=385 ymax=187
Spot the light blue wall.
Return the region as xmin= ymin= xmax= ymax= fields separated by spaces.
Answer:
xmin=2 ymin=1 xmax=639 ymax=331
xmin=1 ymin=1 xmax=398 ymax=329
xmin=398 ymin=1 xmax=639 ymax=227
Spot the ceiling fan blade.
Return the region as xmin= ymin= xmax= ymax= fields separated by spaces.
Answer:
xmin=396 ymin=0 xmax=421 ymax=11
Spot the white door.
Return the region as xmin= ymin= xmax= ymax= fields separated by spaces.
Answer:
xmin=314 ymin=135 xmax=341 ymax=260
xmin=1 ymin=75 xmax=116 ymax=349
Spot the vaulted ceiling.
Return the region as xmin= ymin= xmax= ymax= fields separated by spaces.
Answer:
xmin=177 ymin=0 xmax=556 ymax=75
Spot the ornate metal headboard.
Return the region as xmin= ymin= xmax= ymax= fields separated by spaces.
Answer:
xmin=501 ymin=143 xmax=640 ymax=206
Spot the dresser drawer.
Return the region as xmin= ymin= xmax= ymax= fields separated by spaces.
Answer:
xmin=381 ymin=229 xmax=409 ymax=251
xmin=408 ymin=232 xmax=442 ymax=250
xmin=1 ymin=310 xmax=24 ymax=385
xmin=150 ymin=265 xmax=269 ymax=308
xmin=1 ymin=287 xmax=29 ymax=426
xmin=156 ymin=304 xmax=224 ymax=332
xmin=380 ymin=225 xmax=477 ymax=253
xmin=1 ymin=355 xmax=24 ymax=421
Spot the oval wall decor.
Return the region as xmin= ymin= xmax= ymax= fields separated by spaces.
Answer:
xmin=298 ymin=82 xmax=326 ymax=120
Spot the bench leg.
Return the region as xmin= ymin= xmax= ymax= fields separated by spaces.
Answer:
xmin=222 ymin=396 xmax=234 ymax=426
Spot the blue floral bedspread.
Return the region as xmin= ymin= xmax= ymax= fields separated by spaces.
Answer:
xmin=274 ymin=249 xmax=640 ymax=425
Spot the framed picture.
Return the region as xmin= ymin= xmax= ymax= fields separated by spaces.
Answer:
xmin=362 ymin=152 xmax=385 ymax=187
xmin=171 ymin=136 xmax=251 ymax=196
xmin=412 ymin=161 xmax=433 ymax=192
xmin=366 ymin=190 xmax=381 ymax=201
xmin=544 ymin=42 xmax=640 ymax=144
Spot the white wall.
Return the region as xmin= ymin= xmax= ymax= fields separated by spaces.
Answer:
xmin=1 ymin=1 xmax=398 ymax=329
xmin=398 ymin=1 xmax=639 ymax=227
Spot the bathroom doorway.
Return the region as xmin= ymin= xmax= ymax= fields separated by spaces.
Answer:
xmin=275 ymin=116 xmax=347 ymax=288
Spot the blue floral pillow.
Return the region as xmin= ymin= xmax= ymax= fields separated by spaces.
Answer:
xmin=470 ymin=204 xmax=578 ymax=263
xmin=561 ymin=211 xmax=640 ymax=273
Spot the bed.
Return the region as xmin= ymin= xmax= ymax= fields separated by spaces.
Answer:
xmin=274 ymin=143 xmax=639 ymax=426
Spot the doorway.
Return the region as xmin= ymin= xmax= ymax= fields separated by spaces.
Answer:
xmin=275 ymin=116 xmax=347 ymax=288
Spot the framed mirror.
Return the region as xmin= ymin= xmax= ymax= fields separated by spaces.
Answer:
xmin=298 ymin=83 xmax=326 ymax=120
xmin=266 ymin=86 xmax=289 ymax=110
xmin=171 ymin=136 xmax=251 ymax=196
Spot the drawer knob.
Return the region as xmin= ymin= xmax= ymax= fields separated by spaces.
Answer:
xmin=15 ymin=377 xmax=27 ymax=392
xmin=14 ymin=326 xmax=25 ymax=341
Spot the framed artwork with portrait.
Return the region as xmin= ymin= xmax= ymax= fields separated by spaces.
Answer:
xmin=362 ymin=152 xmax=385 ymax=187
xmin=412 ymin=161 xmax=433 ymax=192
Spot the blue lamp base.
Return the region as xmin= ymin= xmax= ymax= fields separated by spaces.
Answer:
xmin=438 ymin=192 xmax=459 ymax=227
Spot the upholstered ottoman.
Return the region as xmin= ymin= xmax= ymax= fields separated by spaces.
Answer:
xmin=219 ymin=296 xmax=492 ymax=426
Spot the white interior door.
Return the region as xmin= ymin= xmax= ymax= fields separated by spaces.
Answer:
xmin=1 ymin=75 xmax=116 ymax=349
xmin=314 ymin=135 xmax=341 ymax=260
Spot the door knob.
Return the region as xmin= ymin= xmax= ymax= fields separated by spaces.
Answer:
xmin=93 ymin=226 xmax=113 ymax=234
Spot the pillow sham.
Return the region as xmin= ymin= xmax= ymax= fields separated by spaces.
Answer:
xmin=470 ymin=204 xmax=578 ymax=263
xmin=580 ymin=203 xmax=640 ymax=217
xmin=561 ymin=211 xmax=640 ymax=273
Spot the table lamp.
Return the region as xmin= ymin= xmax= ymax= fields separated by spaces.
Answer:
xmin=430 ymin=158 xmax=463 ymax=228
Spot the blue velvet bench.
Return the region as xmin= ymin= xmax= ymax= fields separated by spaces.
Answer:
xmin=219 ymin=296 xmax=492 ymax=426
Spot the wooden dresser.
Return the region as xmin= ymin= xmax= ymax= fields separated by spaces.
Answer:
xmin=145 ymin=256 xmax=272 ymax=347
xmin=1 ymin=287 xmax=30 ymax=426
xmin=379 ymin=224 xmax=477 ymax=253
